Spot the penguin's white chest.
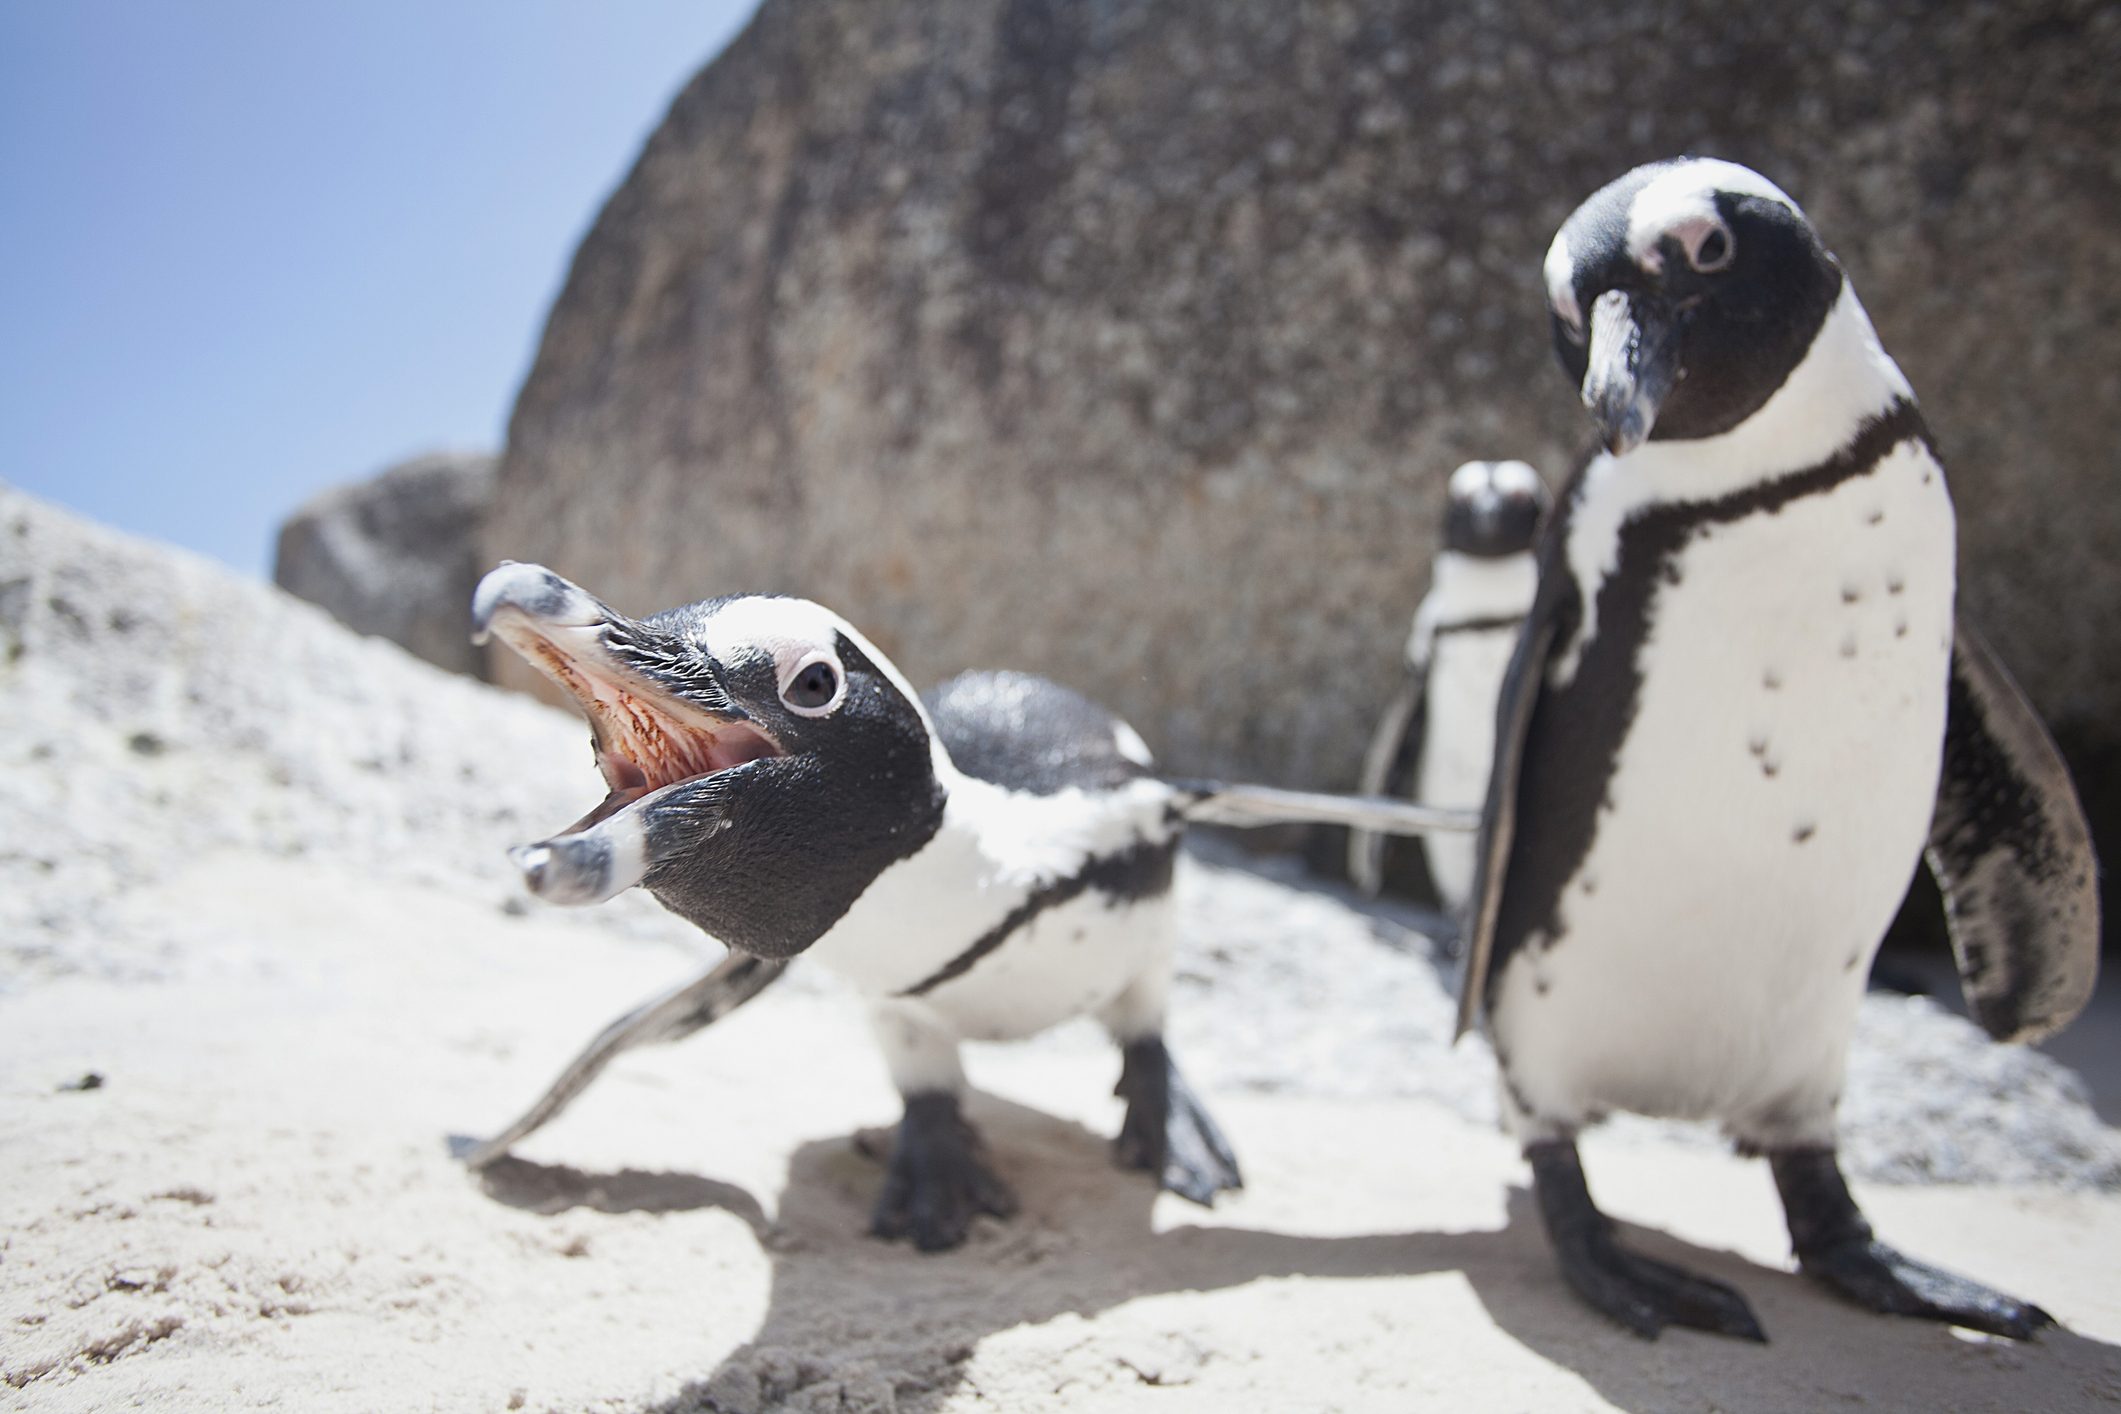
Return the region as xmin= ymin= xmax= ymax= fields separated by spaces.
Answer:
xmin=1419 ymin=626 xmax=1519 ymax=910
xmin=903 ymin=886 xmax=1175 ymax=1041
xmin=803 ymin=778 xmax=1179 ymax=1042
xmin=1495 ymin=441 xmax=1956 ymax=1142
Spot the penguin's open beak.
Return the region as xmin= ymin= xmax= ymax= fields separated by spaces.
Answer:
xmin=473 ymin=562 xmax=783 ymax=903
xmin=1581 ymin=288 xmax=1681 ymax=457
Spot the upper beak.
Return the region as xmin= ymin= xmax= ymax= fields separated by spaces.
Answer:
xmin=469 ymin=561 xmax=783 ymax=905
xmin=471 ymin=560 xmax=614 ymax=648
xmin=470 ymin=561 xmax=764 ymax=764
xmin=1581 ymin=288 xmax=1681 ymax=457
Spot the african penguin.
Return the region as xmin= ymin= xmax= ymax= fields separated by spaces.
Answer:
xmin=464 ymin=564 xmax=1475 ymax=1251
xmin=1457 ymin=157 xmax=2100 ymax=1341
xmin=1350 ymin=459 xmax=1549 ymax=910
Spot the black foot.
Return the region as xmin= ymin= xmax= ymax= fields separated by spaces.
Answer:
xmin=869 ymin=1092 xmax=1017 ymax=1252
xmin=1112 ymin=1037 xmax=1243 ymax=1206
xmin=1771 ymin=1147 xmax=2054 ymax=1339
xmin=1529 ymin=1140 xmax=1767 ymax=1342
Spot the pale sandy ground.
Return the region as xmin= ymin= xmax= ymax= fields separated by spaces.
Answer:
xmin=5 ymin=851 xmax=2120 ymax=1414
xmin=5 ymin=484 xmax=2120 ymax=1411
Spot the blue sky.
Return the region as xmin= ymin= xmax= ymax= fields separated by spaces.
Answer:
xmin=0 ymin=1 xmax=760 ymax=575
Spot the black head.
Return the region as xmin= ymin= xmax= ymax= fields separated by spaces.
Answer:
xmin=1441 ymin=459 xmax=1550 ymax=558
xmin=474 ymin=564 xmax=947 ymax=957
xmin=1544 ymin=158 xmax=1844 ymax=453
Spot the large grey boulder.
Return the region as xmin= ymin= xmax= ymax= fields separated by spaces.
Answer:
xmin=276 ymin=452 xmax=496 ymax=678
xmin=0 ymin=481 xmax=697 ymax=984
xmin=488 ymin=0 xmax=2121 ymax=899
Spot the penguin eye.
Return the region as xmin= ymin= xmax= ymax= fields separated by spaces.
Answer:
xmin=1687 ymin=221 xmax=1736 ymax=274
xmin=781 ymin=655 xmax=844 ymax=716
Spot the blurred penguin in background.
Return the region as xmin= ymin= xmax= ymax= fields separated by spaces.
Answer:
xmin=1349 ymin=459 xmax=1550 ymax=914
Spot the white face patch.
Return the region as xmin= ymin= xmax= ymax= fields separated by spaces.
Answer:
xmin=1543 ymin=228 xmax=1581 ymax=332
xmin=694 ymin=595 xmax=953 ymax=771
xmin=1448 ymin=459 xmax=1541 ymax=502
xmin=1624 ymin=158 xmax=1800 ymax=268
xmin=1112 ymin=721 xmax=1155 ymax=769
xmin=1491 ymin=459 xmax=1542 ymax=498
xmin=692 ymin=596 xmax=846 ymax=687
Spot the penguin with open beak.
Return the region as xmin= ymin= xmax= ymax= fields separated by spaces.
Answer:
xmin=465 ymin=563 xmax=1475 ymax=1250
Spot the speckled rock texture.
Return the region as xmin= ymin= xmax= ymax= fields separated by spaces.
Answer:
xmin=276 ymin=451 xmax=496 ymax=678
xmin=487 ymin=0 xmax=2121 ymax=910
xmin=0 ymin=481 xmax=694 ymax=991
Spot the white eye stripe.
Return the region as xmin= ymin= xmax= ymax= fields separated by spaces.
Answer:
xmin=1625 ymin=159 xmax=1796 ymax=266
xmin=1544 ymin=228 xmax=1582 ymax=332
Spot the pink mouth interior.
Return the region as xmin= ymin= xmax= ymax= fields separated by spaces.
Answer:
xmin=518 ymin=635 xmax=782 ymax=832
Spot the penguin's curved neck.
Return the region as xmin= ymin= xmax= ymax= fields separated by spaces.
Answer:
xmin=1599 ymin=284 xmax=1917 ymax=509
xmin=1425 ymin=550 xmax=1540 ymax=621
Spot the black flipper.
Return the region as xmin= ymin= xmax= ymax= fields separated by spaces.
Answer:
xmin=460 ymin=952 xmax=787 ymax=1169
xmin=1926 ymin=615 xmax=2100 ymax=1043
xmin=869 ymin=1092 xmax=1018 ymax=1252
xmin=1771 ymin=1147 xmax=2054 ymax=1339
xmin=1112 ymin=1036 xmax=1244 ymax=1206
xmin=1348 ymin=664 xmax=1429 ymax=897
xmin=1530 ymin=1140 xmax=1767 ymax=1342
xmin=1455 ymin=462 xmax=1585 ymax=1038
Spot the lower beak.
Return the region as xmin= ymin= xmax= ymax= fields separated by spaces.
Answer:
xmin=1581 ymin=289 xmax=1680 ymax=456
xmin=471 ymin=561 xmax=780 ymax=908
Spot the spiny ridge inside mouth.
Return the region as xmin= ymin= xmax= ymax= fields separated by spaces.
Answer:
xmin=593 ymin=685 xmax=779 ymax=796
xmin=517 ymin=635 xmax=780 ymax=820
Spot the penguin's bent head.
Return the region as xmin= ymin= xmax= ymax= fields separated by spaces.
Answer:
xmin=1544 ymin=157 xmax=1844 ymax=454
xmin=473 ymin=563 xmax=948 ymax=958
xmin=1442 ymin=459 xmax=1549 ymax=558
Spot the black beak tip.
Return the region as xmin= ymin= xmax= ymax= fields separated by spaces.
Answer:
xmin=1588 ymin=396 xmax=1652 ymax=458
xmin=1603 ymin=422 xmax=1644 ymax=458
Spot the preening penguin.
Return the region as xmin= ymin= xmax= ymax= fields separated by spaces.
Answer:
xmin=1460 ymin=157 xmax=2100 ymax=1340
xmin=1349 ymin=459 xmax=1549 ymax=908
xmin=463 ymin=564 xmax=1475 ymax=1250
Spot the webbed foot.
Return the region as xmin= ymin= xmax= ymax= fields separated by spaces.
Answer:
xmin=1530 ymin=1140 xmax=1767 ymax=1342
xmin=1113 ymin=1036 xmax=1244 ymax=1206
xmin=1772 ymin=1147 xmax=2053 ymax=1339
xmin=869 ymin=1092 xmax=1017 ymax=1252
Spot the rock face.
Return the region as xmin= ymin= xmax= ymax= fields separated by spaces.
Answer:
xmin=0 ymin=481 xmax=692 ymax=987
xmin=489 ymin=0 xmax=2121 ymax=904
xmin=276 ymin=452 xmax=495 ymax=678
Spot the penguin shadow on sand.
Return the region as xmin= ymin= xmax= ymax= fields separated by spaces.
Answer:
xmin=471 ymin=1150 xmax=772 ymax=1235
xmin=1458 ymin=1189 xmax=2121 ymax=1412
xmin=472 ymin=1097 xmax=2121 ymax=1412
xmin=478 ymin=1095 xmax=1494 ymax=1412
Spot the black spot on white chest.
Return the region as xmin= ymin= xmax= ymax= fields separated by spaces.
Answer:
xmin=1494 ymin=424 xmax=1955 ymax=974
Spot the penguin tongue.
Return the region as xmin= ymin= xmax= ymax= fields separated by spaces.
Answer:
xmin=493 ymin=616 xmax=784 ymax=843
xmin=547 ymin=681 xmax=781 ymax=840
xmin=589 ymin=692 xmax=779 ymax=790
